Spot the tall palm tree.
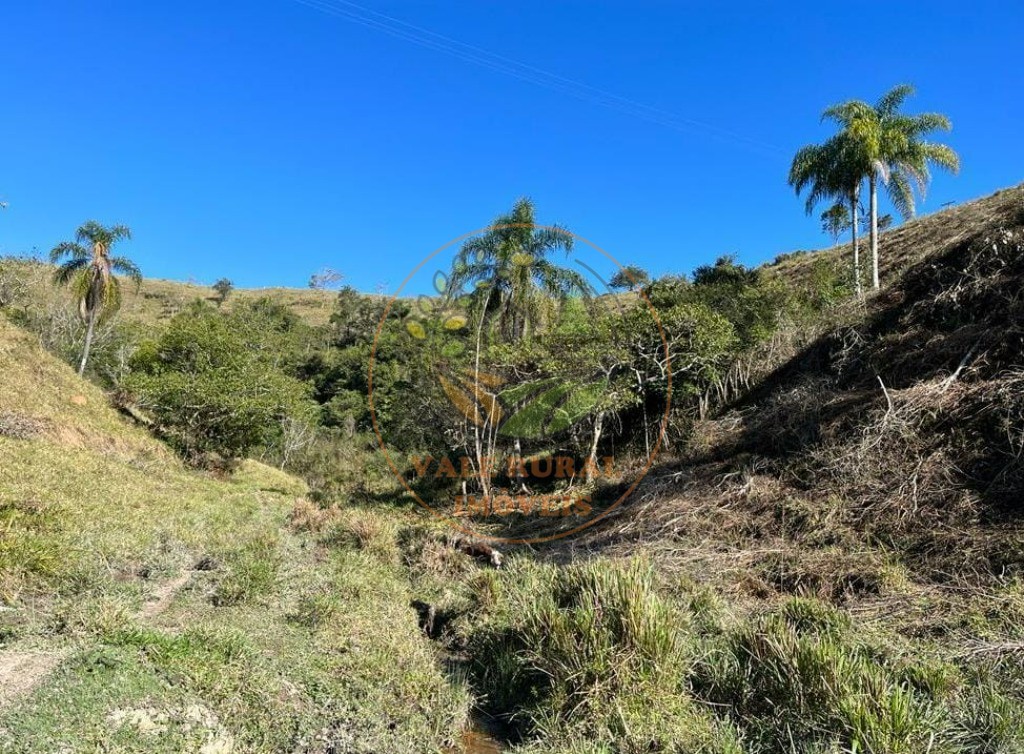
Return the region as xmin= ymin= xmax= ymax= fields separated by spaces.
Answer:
xmin=448 ymin=197 xmax=593 ymax=340
xmin=823 ymin=85 xmax=960 ymax=289
xmin=51 ymin=221 xmax=141 ymax=375
xmin=789 ymin=132 xmax=866 ymax=297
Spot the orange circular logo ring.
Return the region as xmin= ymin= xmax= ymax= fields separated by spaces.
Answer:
xmin=368 ymin=223 xmax=671 ymax=545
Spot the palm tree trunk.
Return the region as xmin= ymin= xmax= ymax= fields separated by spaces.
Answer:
xmin=869 ymin=174 xmax=880 ymax=290
xmin=850 ymin=196 xmax=862 ymax=298
xmin=79 ymin=307 xmax=97 ymax=376
xmin=472 ymin=289 xmax=493 ymax=498
xmin=585 ymin=411 xmax=605 ymax=483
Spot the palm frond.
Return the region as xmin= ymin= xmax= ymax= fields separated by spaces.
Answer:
xmin=110 ymin=224 xmax=132 ymax=242
xmin=876 ymin=84 xmax=915 ymax=116
xmin=531 ymin=226 xmax=574 ymax=257
xmin=918 ymin=142 xmax=960 ymax=174
xmin=52 ymin=257 xmax=88 ymax=286
xmin=75 ymin=220 xmax=107 ymax=245
xmin=99 ymin=276 xmax=123 ymax=317
xmin=908 ymin=112 xmax=951 ymax=135
xmin=822 ymin=99 xmax=871 ymax=127
xmin=789 ymin=134 xmax=864 ymax=215
xmin=532 ymin=259 xmax=594 ymax=299
xmin=886 ymin=171 xmax=916 ymax=219
xmin=70 ymin=266 xmax=98 ymax=319
xmin=111 ymin=256 xmax=143 ymax=288
xmin=49 ymin=241 xmax=88 ymax=264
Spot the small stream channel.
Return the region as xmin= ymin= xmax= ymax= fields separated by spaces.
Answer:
xmin=449 ymin=712 xmax=507 ymax=753
xmin=411 ymin=589 xmax=512 ymax=752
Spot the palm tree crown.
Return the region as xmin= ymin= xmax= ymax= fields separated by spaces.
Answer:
xmin=824 ymin=84 xmax=959 ymax=219
xmin=822 ymin=85 xmax=960 ymax=288
xmin=448 ymin=198 xmax=592 ymax=340
xmin=789 ymin=130 xmax=867 ymax=295
xmin=790 ymin=85 xmax=959 ymax=293
xmin=51 ymin=220 xmax=141 ymax=374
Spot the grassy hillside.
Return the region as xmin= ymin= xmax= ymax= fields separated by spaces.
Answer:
xmin=599 ymin=181 xmax=1024 ymax=578
xmin=475 ymin=182 xmax=1024 ymax=750
xmin=0 ymin=316 xmax=469 ymax=752
xmin=406 ymin=183 xmax=1024 ymax=752
xmin=0 ymin=261 xmax=339 ymax=328
xmin=770 ymin=181 xmax=1024 ymax=286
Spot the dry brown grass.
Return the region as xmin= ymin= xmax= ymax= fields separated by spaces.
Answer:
xmin=288 ymin=497 xmax=343 ymax=534
xmin=0 ymin=259 xmax=339 ymax=328
xmin=320 ymin=508 xmax=401 ymax=564
xmin=563 ymin=193 xmax=1024 ymax=652
xmin=770 ymin=181 xmax=1024 ymax=288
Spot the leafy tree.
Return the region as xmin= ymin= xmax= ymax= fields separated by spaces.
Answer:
xmin=820 ymin=202 xmax=852 ymax=246
xmin=50 ymin=221 xmax=141 ymax=375
xmin=329 ymin=286 xmax=391 ymax=347
xmin=609 ymin=265 xmax=651 ymax=291
xmin=692 ymin=255 xmax=758 ymax=288
xmin=690 ymin=256 xmax=789 ymax=348
xmin=300 ymin=287 xmax=434 ymax=451
xmin=803 ymin=257 xmax=852 ymax=312
xmin=448 ymin=197 xmax=592 ymax=341
xmin=644 ymin=275 xmax=691 ymax=309
xmin=789 ymin=131 xmax=866 ymax=297
xmin=212 ymin=278 xmax=234 ymax=307
xmin=309 ymin=267 xmax=345 ymax=311
xmin=125 ymin=302 xmax=317 ymax=462
xmin=822 ymin=84 xmax=959 ymax=289
xmin=309 ymin=267 xmax=344 ymax=291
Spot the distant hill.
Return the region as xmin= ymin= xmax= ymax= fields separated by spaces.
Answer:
xmin=0 ymin=262 xmax=340 ymax=327
xmin=5 ymin=183 xmax=1021 ymax=335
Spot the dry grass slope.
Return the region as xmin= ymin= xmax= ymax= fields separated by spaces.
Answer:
xmin=576 ymin=180 xmax=1024 ymax=637
xmin=770 ymin=181 xmax=1024 ymax=286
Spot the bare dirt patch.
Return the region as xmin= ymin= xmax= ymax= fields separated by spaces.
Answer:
xmin=137 ymin=571 xmax=192 ymax=621
xmin=0 ymin=649 xmax=65 ymax=710
xmin=0 ymin=572 xmax=194 ymax=712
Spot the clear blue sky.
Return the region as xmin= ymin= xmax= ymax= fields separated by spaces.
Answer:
xmin=1 ymin=0 xmax=1021 ymax=293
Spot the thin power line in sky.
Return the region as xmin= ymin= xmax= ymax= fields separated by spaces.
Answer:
xmin=288 ymin=0 xmax=784 ymax=157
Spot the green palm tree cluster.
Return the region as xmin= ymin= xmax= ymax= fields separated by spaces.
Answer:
xmin=789 ymin=84 xmax=960 ymax=294
xmin=448 ymin=197 xmax=592 ymax=341
xmin=50 ymin=220 xmax=141 ymax=374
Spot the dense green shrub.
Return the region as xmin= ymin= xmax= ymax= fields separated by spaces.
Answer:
xmin=124 ymin=301 xmax=318 ymax=461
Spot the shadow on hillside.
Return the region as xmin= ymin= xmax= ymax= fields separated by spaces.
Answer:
xmin=725 ymin=213 xmax=1024 ymax=520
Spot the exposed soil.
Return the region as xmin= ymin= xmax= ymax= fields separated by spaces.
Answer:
xmin=0 ymin=650 xmax=65 ymax=710
xmin=0 ymin=570 xmax=194 ymax=711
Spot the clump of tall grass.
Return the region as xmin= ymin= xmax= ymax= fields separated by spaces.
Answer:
xmin=320 ymin=508 xmax=400 ymax=564
xmin=693 ymin=598 xmax=973 ymax=754
xmin=955 ymin=679 xmax=1024 ymax=753
xmin=211 ymin=533 xmax=281 ymax=606
xmin=468 ymin=557 xmax=742 ymax=752
xmin=288 ymin=496 xmax=341 ymax=534
xmin=467 ymin=568 xmax=1024 ymax=754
